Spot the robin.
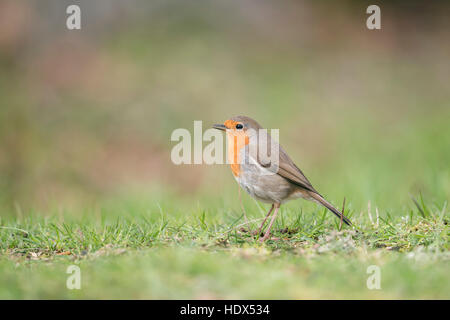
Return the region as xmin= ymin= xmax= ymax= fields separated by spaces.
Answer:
xmin=213 ymin=116 xmax=352 ymax=241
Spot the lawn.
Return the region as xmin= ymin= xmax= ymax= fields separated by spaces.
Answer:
xmin=0 ymin=192 xmax=448 ymax=299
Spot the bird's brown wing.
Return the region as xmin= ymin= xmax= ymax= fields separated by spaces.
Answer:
xmin=257 ymin=137 xmax=352 ymax=226
xmin=276 ymin=145 xmax=319 ymax=194
xmin=253 ymin=131 xmax=318 ymax=194
xmin=277 ymin=145 xmax=352 ymax=226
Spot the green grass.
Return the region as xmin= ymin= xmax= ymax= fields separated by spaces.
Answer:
xmin=1 ymin=195 xmax=448 ymax=299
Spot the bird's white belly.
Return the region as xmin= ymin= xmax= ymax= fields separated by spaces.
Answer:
xmin=235 ymin=158 xmax=297 ymax=204
xmin=236 ymin=176 xmax=274 ymax=203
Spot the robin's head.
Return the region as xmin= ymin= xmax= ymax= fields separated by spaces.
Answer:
xmin=213 ymin=116 xmax=263 ymax=174
xmin=212 ymin=116 xmax=262 ymax=138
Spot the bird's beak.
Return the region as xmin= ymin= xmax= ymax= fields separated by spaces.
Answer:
xmin=213 ymin=124 xmax=227 ymax=131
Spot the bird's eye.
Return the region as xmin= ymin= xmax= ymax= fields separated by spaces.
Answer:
xmin=236 ymin=123 xmax=243 ymax=130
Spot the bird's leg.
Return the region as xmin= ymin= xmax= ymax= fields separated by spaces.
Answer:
xmin=260 ymin=203 xmax=280 ymax=242
xmin=255 ymin=204 xmax=274 ymax=236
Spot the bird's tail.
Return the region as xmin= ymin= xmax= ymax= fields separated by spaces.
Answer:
xmin=310 ymin=193 xmax=352 ymax=226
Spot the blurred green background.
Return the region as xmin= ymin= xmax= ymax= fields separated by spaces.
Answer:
xmin=0 ymin=0 xmax=449 ymax=215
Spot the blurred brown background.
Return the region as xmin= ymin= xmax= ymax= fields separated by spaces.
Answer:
xmin=1 ymin=0 xmax=449 ymax=213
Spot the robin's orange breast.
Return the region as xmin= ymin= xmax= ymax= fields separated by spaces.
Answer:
xmin=226 ymin=131 xmax=249 ymax=177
